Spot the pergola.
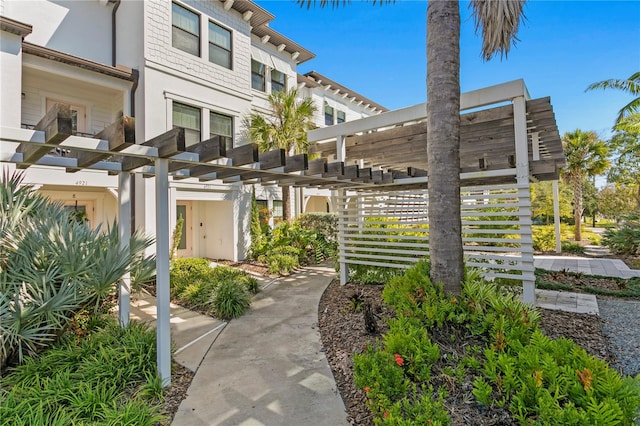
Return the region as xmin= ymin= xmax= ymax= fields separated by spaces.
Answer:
xmin=306 ymin=79 xmax=565 ymax=304
xmin=0 ymin=79 xmax=564 ymax=386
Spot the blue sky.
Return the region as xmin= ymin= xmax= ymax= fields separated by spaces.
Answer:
xmin=255 ymin=0 xmax=640 ymax=139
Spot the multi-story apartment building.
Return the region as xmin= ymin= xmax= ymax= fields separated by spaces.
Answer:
xmin=0 ymin=0 xmax=386 ymax=260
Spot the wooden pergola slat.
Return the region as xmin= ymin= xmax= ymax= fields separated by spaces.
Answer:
xmin=17 ymin=103 xmax=72 ymax=168
xmin=71 ymin=113 xmax=135 ymax=170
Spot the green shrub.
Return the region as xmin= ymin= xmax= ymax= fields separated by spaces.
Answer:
xmin=0 ymin=315 xmax=165 ymax=425
xmin=211 ymin=279 xmax=251 ymax=320
xmin=533 ymin=225 xmax=556 ymax=251
xmin=170 ymin=258 xmax=215 ymax=299
xmin=0 ymin=172 xmax=154 ymax=368
xmin=250 ymin=216 xmax=338 ymax=269
xmin=562 ymin=240 xmax=586 ymax=254
xmin=602 ymin=213 xmax=640 ymax=255
xmin=241 ymin=275 xmax=260 ymax=295
xmin=296 ymin=213 xmax=337 ymax=242
xmin=587 ymin=233 xmax=602 ymax=245
xmin=169 ymin=260 xmax=256 ymax=319
xmin=354 ymin=261 xmax=640 ymax=424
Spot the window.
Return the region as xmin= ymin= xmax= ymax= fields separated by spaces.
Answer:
xmin=172 ymin=2 xmax=200 ymax=56
xmin=324 ymin=103 xmax=334 ymax=126
xmin=251 ymin=60 xmax=265 ymax=91
xmin=337 ymin=110 xmax=346 ymax=124
xmin=173 ymin=102 xmax=201 ymax=147
xmin=271 ymin=70 xmax=286 ymax=93
xmin=210 ymin=111 xmax=233 ymax=151
xmin=209 ymin=21 xmax=231 ymax=69
xmin=273 ymin=200 xmax=283 ymax=224
xmin=256 ymin=199 xmax=269 ymax=227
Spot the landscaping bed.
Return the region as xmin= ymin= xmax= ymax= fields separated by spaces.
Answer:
xmin=318 ymin=277 xmax=629 ymax=425
xmin=536 ymin=269 xmax=640 ymax=299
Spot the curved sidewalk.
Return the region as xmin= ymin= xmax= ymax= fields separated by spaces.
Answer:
xmin=171 ymin=265 xmax=348 ymax=426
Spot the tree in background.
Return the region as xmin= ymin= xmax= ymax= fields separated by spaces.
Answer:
xmin=598 ymin=184 xmax=636 ymax=223
xmin=607 ymin=130 xmax=640 ymax=208
xmin=562 ymin=130 xmax=609 ymax=241
xmin=582 ymin=178 xmax=599 ymax=227
xmin=299 ymin=0 xmax=525 ymax=295
xmin=246 ymin=88 xmax=316 ymax=223
xmin=531 ymin=180 xmax=572 ymax=224
xmin=587 ymin=71 xmax=640 ymax=133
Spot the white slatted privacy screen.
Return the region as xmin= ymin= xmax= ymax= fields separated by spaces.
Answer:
xmin=336 ymin=183 xmax=534 ymax=285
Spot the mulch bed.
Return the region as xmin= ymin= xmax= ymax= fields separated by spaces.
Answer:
xmin=213 ymin=259 xmax=273 ymax=277
xmin=538 ymin=270 xmax=629 ymax=292
xmin=318 ymin=279 xmax=614 ymax=426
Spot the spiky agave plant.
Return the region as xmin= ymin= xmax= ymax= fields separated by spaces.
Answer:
xmin=0 ymin=171 xmax=154 ymax=367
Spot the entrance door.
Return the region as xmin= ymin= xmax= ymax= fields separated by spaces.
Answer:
xmin=176 ymin=202 xmax=193 ymax=257
xmin=63 ymin=200 xmax=95 ymax=228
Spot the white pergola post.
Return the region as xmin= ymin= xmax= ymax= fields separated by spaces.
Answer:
xmin=553 ymin=179 xmax=562 ymax=253
xmin=513 ymin=96 xmax=536 ymax=305
xmin=155 ymin=158 xmax=171 ymax=387
xmin=336 ymin=134 xmax=349 ymax=284
xmin=118 ymin=172 xmax=131 ymax=327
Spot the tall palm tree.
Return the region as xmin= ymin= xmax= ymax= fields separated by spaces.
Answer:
xmin=561 ymin=129 xmax=609 ymax=242
xmin=246 ymin=88 xmax=316 ymax=222
xmin=586 ymin=71 xmax=640 ymax=133
xmin=299 ymin=0 xmax=525 ymax=294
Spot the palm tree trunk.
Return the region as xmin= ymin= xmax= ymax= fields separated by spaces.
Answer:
xmin=282 ymin=185 xmax=291 ymax=222
xmin=573 ymin=174 xmax=583 ymax=242
xmin=426 ymin=1 xmax=463 ymax=295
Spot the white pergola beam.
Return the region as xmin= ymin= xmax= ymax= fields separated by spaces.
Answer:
xmin=308 ymin=79 xmax=530 ymax=143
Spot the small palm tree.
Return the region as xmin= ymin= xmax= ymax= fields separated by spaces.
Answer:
xmin=586 ymin=71 xmax=640 ymax=133
xmin=299 ymin=0 xmax=525 ymax=294
xmin=561 ymin=130 xmax=609 ymax=242
xmin=246 ymin=88 xmax=317 ymax=222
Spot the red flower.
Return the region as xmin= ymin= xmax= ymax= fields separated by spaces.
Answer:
xmin=383 ymin=411 xmax=389 ymax=419
xmin=364 ymin=386 xmax=370 ymax=393
xmin=394 ymin=353 xmax=404 ymax=366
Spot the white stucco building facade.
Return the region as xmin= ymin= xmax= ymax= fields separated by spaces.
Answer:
xmin=0 ymin=0 xmax=386 ymax=260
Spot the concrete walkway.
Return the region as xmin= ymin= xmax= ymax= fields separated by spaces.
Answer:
xmin=533 ymin=255 xmax=640 ymax=279
xmin=171 ymin=265 xmax=348 ymax=426
xmin=127 ymin=254 xmax=640 ymax=424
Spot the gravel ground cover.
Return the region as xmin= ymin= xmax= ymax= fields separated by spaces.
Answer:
xmin=597 ymin=298 xmax=640 ymax=377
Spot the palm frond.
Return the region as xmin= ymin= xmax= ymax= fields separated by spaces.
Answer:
xmin=470 ymin=0 xmax=526 ymax=61
xmin=586 ymin=72 xmax=640 ymax=95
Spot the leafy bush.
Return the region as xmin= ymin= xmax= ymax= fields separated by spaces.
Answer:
xmin=353 ymin=261 xmax=640 ymax=424
xmin=169 ymin=260 xmax=256 ymax=318
xmin=602 ymin=213 xmax=640 ymax=255
xmin=561 ymin=240 xmax=586 ymax=254
xmin=533 ymin=225 xmax=557 ymax=251
xmin=296 ymin=213 xmax=337 ymax=242
xmin=210 ymin=279 xmax=251 ymax=320
xmin=0 ymin=172 xmax=154 ymax=368
xmin=261 ymin=249 xmax=299 ymax=275
xmin=250 ymin=217 xmax=337 ymax=274
xmin=0 ymin=315 xmax=164 ymax=425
